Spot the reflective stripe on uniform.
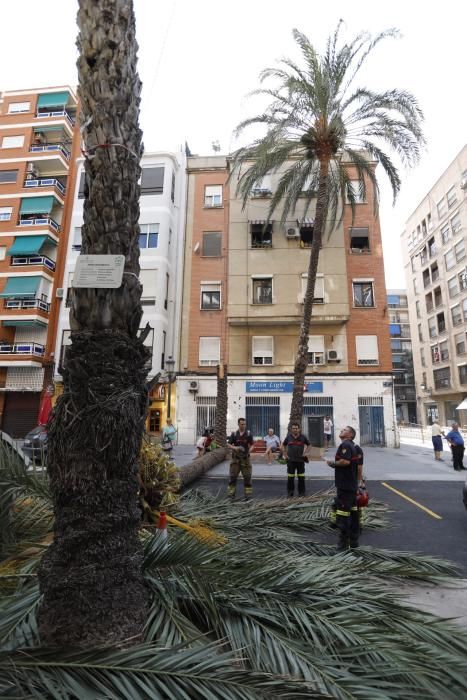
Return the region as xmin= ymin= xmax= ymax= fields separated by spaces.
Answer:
xmin=351 ymin=506 xmax=358 ymax=511
xmin=245 ymin=486 xmax=253 ymax=494
xmin=336 ymin=509 xmax=350 ymax=517
xmin=297 ymin=473 xmax=305 ymax=478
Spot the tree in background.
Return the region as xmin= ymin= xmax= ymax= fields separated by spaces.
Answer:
xmin=37 ymin=0 xmax=151 ymax=646
xmin=231 ymin=23 xmax=425 ymax=426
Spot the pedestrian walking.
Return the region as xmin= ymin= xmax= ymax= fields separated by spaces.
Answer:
xmin=263 ymin=428 xmax=281 ymax=464
xmin=444 ymin=423 xmax=466 ymax=471
xmin=431 ymin=420 xmax=444 ymax=461
xmin=161 ymin=417 xmax=177 ymax=455
xmin=323 ymin=415 xmax=333 ymax=448
xmin=227 ymin=418 xmax=254 ymax=500
xmin=327 ymin=425 xmax=359 ymax=551
xmin=282 ymin=422 xmax=310 ymax=497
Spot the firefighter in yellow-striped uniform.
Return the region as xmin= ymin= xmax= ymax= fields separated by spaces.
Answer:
xmin=327 ymin=425 xmax=360 ymax=551
xmin=227 ymin=418 xmax=254 ymax=501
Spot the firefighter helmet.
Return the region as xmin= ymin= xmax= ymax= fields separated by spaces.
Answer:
xmin=356 ymin=487 xmax=369 ymax=508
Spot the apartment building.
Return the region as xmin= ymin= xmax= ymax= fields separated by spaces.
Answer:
xmin=387 ymin=289 xmax=417 ymax=424
xmin=178 ymin=155 xmax=395 ymax=446
xmin=401 ymin=144 xmax=467 ymax=427
xmin=0 ymin=87 xmax=80 ymax=436
xmin=53 ymin=150 xmax=187 ymax=436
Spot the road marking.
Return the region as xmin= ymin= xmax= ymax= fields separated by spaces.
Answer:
xmin=381 ymin=482 xmax=442 ymax=520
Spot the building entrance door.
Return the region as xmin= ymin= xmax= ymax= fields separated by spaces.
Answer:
xmin=149 ymin=409 xmax=161 ymax=433
xmin=358 ymin=397 xmax=385 ymax=446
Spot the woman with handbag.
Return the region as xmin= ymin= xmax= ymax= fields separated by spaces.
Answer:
xmin=161 ymin=417 xmax=177 ymax=455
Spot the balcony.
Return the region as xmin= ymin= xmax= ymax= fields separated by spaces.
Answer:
xmin=3 ymin=298 xmax=50 ymax=312
xmin=35 ymin=109 xmax=75 ymax=126
xmin=434 ymin=377 xmax=451 ymax=390
xmin=11 ymin=255 xmax=56 ymax=272
xmin=18 ymin=217 xmax=60 ymax=232
xmin=23 ymin=177 xmax=65 ymax=196
xmin=29 ymin=143 xmax=70 ymax=161
xmin=0 ymin=342 xmax=45 ymax=357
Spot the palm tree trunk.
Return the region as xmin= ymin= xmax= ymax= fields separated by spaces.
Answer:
xmin=289 ymin=160 xmax=330 ymax=426
xmin=37 ymin=0 xmax=150 ymax=647
xmin=214 ymin=364 xmax=228 ymax=447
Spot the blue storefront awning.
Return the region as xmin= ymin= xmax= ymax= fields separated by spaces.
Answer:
xmin=37 ymin=91 xmax=70 ymax=108
xmin=20 ymin=196 xmax=55 ymax=215
xmin=7 ymin=235 xmax=52 ymax=256
xmin=0 ymin=276 xmax=41 ymax=298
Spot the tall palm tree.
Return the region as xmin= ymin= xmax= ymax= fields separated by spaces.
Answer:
xmin=37 ymin=0 xmax=151 ymax=646
xmin=231 ymin=23 xmax=425 ymax=425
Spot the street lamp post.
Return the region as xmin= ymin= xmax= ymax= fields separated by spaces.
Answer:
xmin=165 ymin=357 xmax=176 ymax=419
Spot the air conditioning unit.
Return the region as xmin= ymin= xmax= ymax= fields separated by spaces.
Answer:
xmin=461 ymin=178 xmax=467 ymax=191
xmin=56 ymin=288 xmax=64 ymax=299
xmin=285 ymin=227 xmax=300 ymax=239
xmin=26 ymin=163 xmax=36 ymax=173
xmin=189 ymin=380 xmax=199 ymax=392
xmin=327 ymin=350 xmax=341 ymax=362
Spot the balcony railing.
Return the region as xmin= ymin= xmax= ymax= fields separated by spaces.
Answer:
xmin=18 ymin=217 xmax=60 ymax=232
xmin=3 ymin=298 xmax=50 ymax=312
xmin=11 ymin=255 xmax=56 ymax=271
xmin=35 ymin=109 xmax=75 ymax=126
xmin=0 ymin=342 xmax=45 ymax=357
xmin=24 ymin=178 xmax=65 ymax=195
xmin=434 ymin=377 xmax=451 ymax=390
xmin=29 ymin=143 xmax=70 ymax=160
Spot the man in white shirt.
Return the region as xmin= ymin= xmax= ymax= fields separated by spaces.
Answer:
xmin=431 ymin=420 xmax=444 ymax=461
xmin=263 ymin=428 xmax=281 ymax=465
xmin=323 ymin=416 xmax=333 ymax=448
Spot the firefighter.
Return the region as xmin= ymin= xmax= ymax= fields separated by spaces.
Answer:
xmin=327 ymin=425 xmax=359 ymax=551
xmin=282 ymin=422 xmax=311 ymax=497
xmin=227 ymin=418 xmax=254 ymax=501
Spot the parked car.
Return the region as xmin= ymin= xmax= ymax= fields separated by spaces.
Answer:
xmin=22 ymin=426 xmax=47 ymax=463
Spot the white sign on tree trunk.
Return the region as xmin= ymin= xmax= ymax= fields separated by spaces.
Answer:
xmin=74 ymin=255 xmax=125 ymax=288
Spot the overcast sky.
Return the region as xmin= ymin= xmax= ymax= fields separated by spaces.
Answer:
xmin=1 ymin=0 xmax=466 ymax=287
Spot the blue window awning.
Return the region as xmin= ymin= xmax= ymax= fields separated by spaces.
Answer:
xmin=37 ymin=91 xmax=70 ymax=108
xmin=7 ymin=235 xmax=54 ymax=256
xmin=0 ymin=276 xmax=41 ymax=298
xmin=2 ymin=319 xmax=47 ymax=328
xmin=33 ymin=125 xmax=64 ymax=133
xmin=390 ymin=324 xmax=401 ymax=336
xmin=20 ymin=196 xmax=55 ymax=215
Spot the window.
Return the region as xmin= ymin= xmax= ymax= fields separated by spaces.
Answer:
xmin=252 ymin=336 xmax=273 ymax=365
xmin=353 ymin=281 xmax=374 ymax=307
xmin=455 ymin=333 xmax=465 ymax=355
xmin=451 ymin=304 xmax=462 ymax=326
xmin=199 ymin=336 xmax=220 ymax=366
xmin=200 ymin=283 xmax=221 ymax=310
xmin=0 ymin=207 xmax=12 ymax=221
xmin=202 ymin=231 xmax=222 ymax=256
xmin=428 ymin=237 xmax=437 ymax=257
xmin=251 ymin=222 xmax=272 ymax=248
xmin=171 ymin=171 xmax=175 ymax=203
xmin=459 ymin=365 xmax=467 ymax=385
xmin=72 ymin=226 xmax=82 ymax=251
xmin=420 ymin=247 xmax=428 ymax=266
xmin=204 ymin=184 xmax=222 ymax=207
xmin=448 ymin=276 xmax=459 ymax=298
xmin=415 ymin=300 xmax=420 ymax=318
xmin=422 ymin=268 xmax=430 ymax=288
xmin=307 ymin=335 xmax=325 ymax=365
xmin=0 ymin=246 xmax=6 ymax=261
xmin=463 ymin=298 xmax=467 ymax=322
xmin=77 ymin=172 xmax=86 ymax=199
xmin=439 ymin=340 xmax=449 ymax=361
xmin=413 ymin=277 xmax=419 ymax=294
xmin=437 ymin=313 xmax=445 ymax=335
xmin=441 ymin=223 xmax=451 ymax=244
xmin=447 ymin=186 xmax=457 ymax=209
xmin=0 ymin=170 xmax=18 ymax=184
xmin=425 ymin=292 xmax=433 ymax=313
xmin=411 ymin=256 xmax=417 ymax=273
xmin=454 ymin=238 xmax=465 ymax=263
xmin=164 ymin=273 xmax=169 ymax=310
xmin=428 ymin=317 xmax=437 ymax=338
xmin=459 ymin=270 xmax=467 ymax=291
xmin=252 ymin=277 xmax=273 ymax=304
xmin=139 ymin=223 xmax=159 ymax=249
xmin=347 ymin=180 xmax=365 ymax=203
xmin=420 ymin=348 xmax=426 ymax=367
xmin=8 ymin=101 xmax=30 ymax=113
xmin=445 ymin=248 xmax=455 ymax=271
xmin=355 ymin=335 xmax=379 ymax=365
xmin=301 ymin=274 xmax=324 ymax=303
xmin=418 ymin=323 xmax=423 ymax=342
xmin=433 ymin=287 xmax=442 ymax=307
xmin=251 ymin=176 xmax=272 ymax=196
xmin=141 ymin=167 xmax=164 ymax=195
xmin=299 ymin=221 xmax=314 ymax=247
xmin=433 ymin=366 xmax=450 ymax=389
xmin=139 ymin=269 xmax=157 ymax=305
xmin=2 ymin=135 xmax=24 ymax=149
xmin=451 ymin=212 xmax=461 ymax=234
xmin=437 ymin=197 xmax=447 ymax=220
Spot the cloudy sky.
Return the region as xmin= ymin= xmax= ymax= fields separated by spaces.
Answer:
xmin=1 ymin=0 xmax=465 ymax=287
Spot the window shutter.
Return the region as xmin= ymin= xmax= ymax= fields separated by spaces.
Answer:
xmin=199 ymin=337 xmax=220 ymax=363
xmin=307 ymin=335 xmax=324 ymax=352
xmin=203 ymin=232 xmax=222 ymax=256
xmin=356 ymin=335 xmax=379 ymax=361
xmin=139 ymin=269 xmax=157 ymax=298
xmin=252 ymin=336 xmax=273 ymax=356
